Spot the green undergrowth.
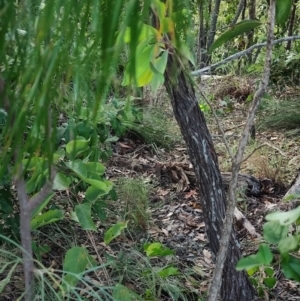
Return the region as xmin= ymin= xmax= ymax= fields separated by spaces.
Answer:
xmin=127 ymin=107 xmax=182 ymax=150
xmin=258 ymin=98 xmax=300 ymax=135
xmin=115 ymin=178 xmax=152 ymax=232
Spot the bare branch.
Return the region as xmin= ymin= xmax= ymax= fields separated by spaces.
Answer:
xmin=207 ymin=1 xmax=276 ymax=300
xmin=192 ymin=35 xmax=300 ymax=76
xmin=241 ymin=142 xmax=287 ymax=163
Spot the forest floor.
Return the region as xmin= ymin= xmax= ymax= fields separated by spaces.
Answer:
xmin=2 ymin=76 xmax=300 ymax=301
xmin=101 ymin=76 xmax=300 ymax=301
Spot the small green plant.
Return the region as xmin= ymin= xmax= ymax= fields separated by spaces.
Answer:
xmin=237 ymin=203 xmax=300 ymax=289
xmin=116 ymin=178 xmax=151 ymax=231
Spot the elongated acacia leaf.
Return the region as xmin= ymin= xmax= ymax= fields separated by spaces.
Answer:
xmin=209 ymin=20 xmax=261 ymax=54
xmin=30 ymin=209 xmax=64 ymax=231
xmin=104 ymin=221 xmax=128 ymax=244
xmin=276 ymin=0 xmax=292 ymax=25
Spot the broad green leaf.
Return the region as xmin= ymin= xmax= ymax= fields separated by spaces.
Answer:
xmin=66 ymin=139 xmax=89 ymax=159
xmin=22 ymin=157 xmax=43 ymax=170
xmin=256 ymin=244 xmax=273 ymax=265
xmin=112 ymin=284 xmax=142 ymax=301
xmin=92 ymin=200 xmax=107 ymax=221
xmin=236 ymin=254 xmax=265 ymax=271
xmin=85 ymin=185 xmax=109 ymax=202
xmin=263 ymin=220 xmax=289 ymax=244
xmin=123 ymin=24 xmax=158 ymax=44
xmin=75 ymin=203 xmax=96 ymax=231
xmin=53 ymin=172 xmax=71 ymax=191
xmin=151 ymin=49 xmax=168 ymax=74
xmin=122 ymin=43 xmax=155 ymax=87
xmin=263 ymin=277 xmax=276 ymax=289
xmin=266 ymin=206 xmax=300 ymax=225
xmin=104 ymin=221 xmax=128 ymax=245
xmin=84 ymin=162 xmax=106 ymax=176
xmin=275 ymin=0 xmax=292 ymax=25
xmin=281 ymin=254 xmax=300 ymax=282
xmin=65 ymin=160 xmax=87 ymax=178
xmin=30 ymin=209 xmax=64 ymax=231
xmin=209 ymin=20 xmax=262 ymax=54
xmin=157 ymin=266 xmax=178 ymax=278
xmin=175 ymin=42 xmax=195 ymax=66
xmin=144 ymin=242 xmax=174 ymax=257
xmin=278 ymin=235 xmax=299 ymax=254
xmin=62 ymin=246 xmax=97 ymax=290
xmin=150 ymin=71 xmax=165 ymax=94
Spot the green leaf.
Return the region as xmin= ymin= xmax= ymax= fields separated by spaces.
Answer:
xmin=66 ymin=139 xmax=89 ymax=159
xmin=75 ymin=203 xmax=96 ymax=231
xmin=53 ymin=172 xmax=71 ymax=191
xmin=92 ymin=200 xmax=107 ymax=221
xmin=85 ymin=185 xmax=109 ymax=202
xmin=65 ymin=160 xmax=87 ymax=178
xmin=157 ymin=266 xmax=178 ymax=278
xmin=122 ymin=43 xmax=155 ymax=87
xmin=257 ymin=244 xmax=273 ymax=265
xmin=83 ymin=178 xmax=111 ymax=193
xmin=275 ymin=0 xmax=292 ymax=25
xmin=104 ymin=221 xmax=128 ymax=245
xmin=30 ymin=209 xmax=64 ymax=231
xmin=62 ymin=246 xmax=97 ymax=290
xmin=263 ymin=277 xmax=276 ymax=289
xmin=209 ymin=20 xmax=262 ymax=54
xmin=236 ymin=254 xmax=264 ymax=271
xmin=123 ymin=24 xmax=158 ymax=44
xmin=176 ymin=42 xmax=195 ymax=66
xmin=84 ymin=162 xmax=106 ymax=175
xmin=278 ymin=235 xmax=299 ymax=254
xmin=144 ymin=242 xmax=174 ymax=257
xmin=265 ymin=267 xmax=274 ymax=277
xmin=263 ymin=220 xmax=289 ymax=244
xmin=112 ymin=284 xmax=142 ymax=301
xmin=281 ymin=254 xmax=300 ymax=282
xmin=151 ymin=49 xmax=168 ymax=74
xmin=266 ymin=206 xmax=300 ymax=225
xmin=236 ymin=245 xmax=273 ymax=271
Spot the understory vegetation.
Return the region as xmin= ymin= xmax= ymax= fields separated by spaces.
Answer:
xmin=1 ymin=1 xmax=300 ymax=301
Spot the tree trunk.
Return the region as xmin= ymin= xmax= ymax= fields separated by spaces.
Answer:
xmin=164 ymin=56 xmax=256 ymax=300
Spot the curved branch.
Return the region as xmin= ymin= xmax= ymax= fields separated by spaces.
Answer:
xmin=192 ymin=35 xmax=300 ymax=76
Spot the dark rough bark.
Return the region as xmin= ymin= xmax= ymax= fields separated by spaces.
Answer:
xmin=164 ymin=56 xmax=256 ymax=300
xmin=286 ymin=0 xmax=298 ymax=51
